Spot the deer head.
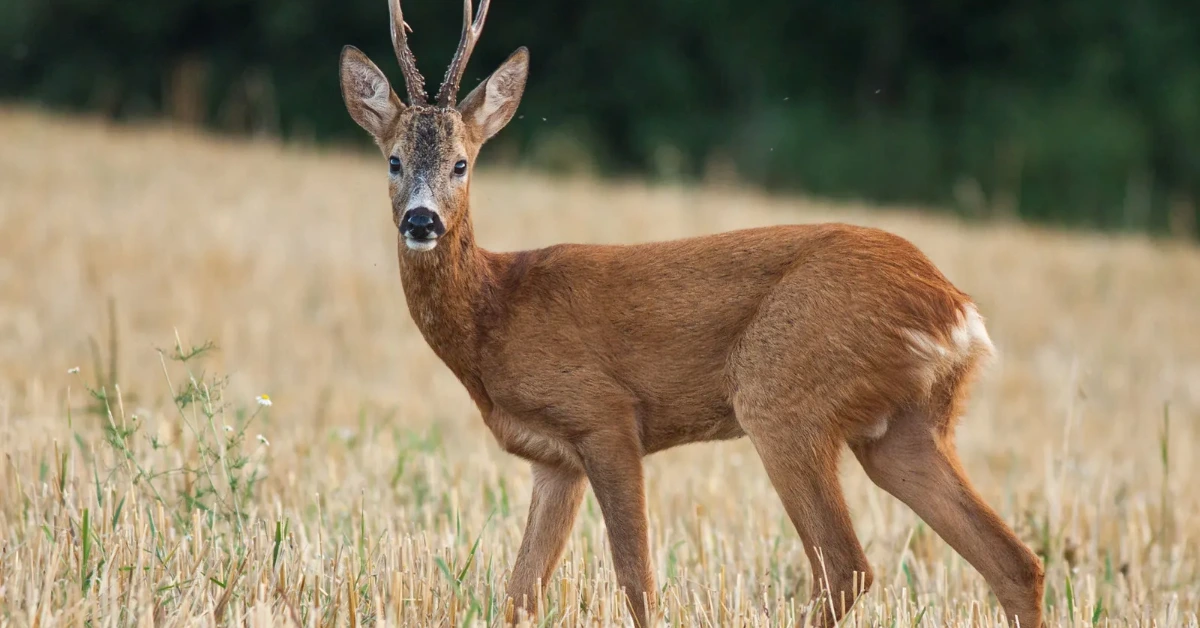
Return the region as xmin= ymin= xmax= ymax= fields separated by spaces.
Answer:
xmin=339 ymin=0 xmax=528 ymax=254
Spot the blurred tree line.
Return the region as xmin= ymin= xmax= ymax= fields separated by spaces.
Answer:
xmin=2 ymin=0 xmax=1197 ymax=238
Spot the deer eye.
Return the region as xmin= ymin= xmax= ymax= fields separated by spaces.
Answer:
xmin=388 ymin=156 xmax=402 ymax=175
xmin=453 ymin=160 xmax=468 ymax=176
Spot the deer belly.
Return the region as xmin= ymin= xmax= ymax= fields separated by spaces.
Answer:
xmin=641 ymin=405 xmax=744 ymax=453
xmin=484 ymin=409 xmax=581 ymax=469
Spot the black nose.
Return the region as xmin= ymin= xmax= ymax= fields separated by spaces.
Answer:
xmin=399 ymin=207 xmax=444 ymax=240
xmin=407 ymin=212 xmax=434 ymax=229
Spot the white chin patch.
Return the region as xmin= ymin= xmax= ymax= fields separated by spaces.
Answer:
xmin=404 ymin=237 xmax=438 ymax=252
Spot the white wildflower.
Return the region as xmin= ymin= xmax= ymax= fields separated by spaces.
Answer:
xmin=67 ymin=366 xmax=80 ymax=374
xmin=256 ymin=434 xmax=270 ymax=447
xmin=224 ymin=425 xmax=234 ymax=433
xmin=256 ymin=394 xmax=272 ymax=407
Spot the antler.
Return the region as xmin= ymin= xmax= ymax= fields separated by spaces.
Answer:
xmin=436 ymin=0 xmax=491 ymax=108
xmin=388 ymin=0 xmax=429 ymax=105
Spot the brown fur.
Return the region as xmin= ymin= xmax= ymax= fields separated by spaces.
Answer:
xmin=338 ymin=4 xmax=1045 ymax=626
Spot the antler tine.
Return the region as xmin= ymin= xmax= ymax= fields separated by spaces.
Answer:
xmin=436 ymin=0 xmax=491 ymax=108
xmin=388 ymin=0 xmax=428 ymax=105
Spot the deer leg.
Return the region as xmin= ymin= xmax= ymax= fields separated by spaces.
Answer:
xmin=852 ymin=415 xmax=1044 ymax=628
xmin=579 ymin=436 xmax=655 ymax=627
xmin=741 ymin=420 xmax=874 ymax=625
xmin=505 ymin=462 xmax=586 ymax=621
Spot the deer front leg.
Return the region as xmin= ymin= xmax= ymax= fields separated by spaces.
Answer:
xmin=505 ymin=462 xmax=586 ymax=621
xmin=580 ymin=436 xmax=655 ymax=627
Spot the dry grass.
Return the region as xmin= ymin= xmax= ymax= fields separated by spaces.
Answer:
xmin=1 ymin=105 xmax=1199 ymax=627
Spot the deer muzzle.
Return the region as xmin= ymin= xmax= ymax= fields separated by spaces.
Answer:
xmin=399 ymin=207 xmax=446 ymax=251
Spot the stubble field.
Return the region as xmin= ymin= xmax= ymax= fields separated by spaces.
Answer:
xmin=1 ymin=106 xmax=1199 ymax=627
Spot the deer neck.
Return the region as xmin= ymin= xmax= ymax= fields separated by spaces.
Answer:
xmin=396 ymin=217 xmax=496 ymax=410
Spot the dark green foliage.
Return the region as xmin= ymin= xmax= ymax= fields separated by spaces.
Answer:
xmin=2 ymin=0 xmax=1197 ymax=237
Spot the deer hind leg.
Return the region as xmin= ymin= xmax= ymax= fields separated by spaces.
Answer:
xmin=851 ymin=398 xmax=1045 ymax=627
xmin=736 ymin=401 xmax=874 ymax=625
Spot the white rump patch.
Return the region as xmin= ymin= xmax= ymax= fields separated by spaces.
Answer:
xmin=904 ymin=304 xmax=993 ymax=361
xmin=901 ymin=328 xmax=951 ymax=361
xmin=901 ymin=303 xmax=995 ymax=392
xmin=952 ymin=304 xmax=993 ymax=356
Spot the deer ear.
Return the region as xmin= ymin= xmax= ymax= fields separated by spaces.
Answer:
xmin=340 ymin=46 xmax=404 ymax=141
xmin=459 ymin=47 xmax=529 ymax=143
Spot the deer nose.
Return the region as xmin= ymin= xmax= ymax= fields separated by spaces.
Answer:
xmin=399 ymin=207 xmax=444 ymax=240
xmin=406 ymin=212 xmax=434 ymax=229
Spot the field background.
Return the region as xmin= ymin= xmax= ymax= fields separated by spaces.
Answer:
xmin=2 ymin=104 xmax=1200 ymax=626
xmin=4 ymin=0 xmax=1199 ymax=237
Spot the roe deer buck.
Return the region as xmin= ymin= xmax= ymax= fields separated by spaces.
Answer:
xmin=337 ymin=0 xmax=1045 ymax=625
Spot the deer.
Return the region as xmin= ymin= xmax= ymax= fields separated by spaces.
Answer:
xmin=336 ymin=1 xmax=1046 ymax=626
